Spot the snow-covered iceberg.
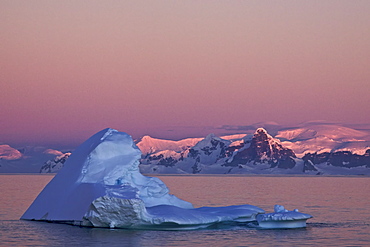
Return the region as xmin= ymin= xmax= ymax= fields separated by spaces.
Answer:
xmin=21 ymin=128 xmax=265 ymax=229
xmin=257 ymin=205 xmax=313 ymax=228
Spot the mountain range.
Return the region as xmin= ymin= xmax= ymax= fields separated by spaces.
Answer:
xmin=0 ymin=145 xmax=71 ymax=173
xmin=1 ymin=122 xmax=370 ymax=175
xmin=138 ymin=126 xmax=370 ymax=175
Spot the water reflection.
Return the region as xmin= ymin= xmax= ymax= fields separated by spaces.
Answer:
xmin=1 ymin=175 xmax=370 ymax=246
xmin=1 ymin=219 xmax=318 ymax=247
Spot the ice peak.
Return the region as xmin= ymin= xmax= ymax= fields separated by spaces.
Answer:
xmin=141 ymin=135 xmax=153 ymax=140
xmin=100 ymin=128 xmax=119 ymax=141
xmin=204 ymin=133 xmax=217 ymax=140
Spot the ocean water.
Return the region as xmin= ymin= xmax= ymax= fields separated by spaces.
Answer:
xmin=0 ymin=174 xmax=369 ymax=246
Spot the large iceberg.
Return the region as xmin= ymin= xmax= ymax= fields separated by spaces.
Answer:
xmin=21 ymin=128 xmax=265 ymax=229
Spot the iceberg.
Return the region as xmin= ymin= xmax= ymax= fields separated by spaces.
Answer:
xmin=257 ymin=205 xmax=313 ymax=228
xmin=21 ymin=128 xmax=265 ymax=229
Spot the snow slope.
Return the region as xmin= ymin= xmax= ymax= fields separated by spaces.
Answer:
xmin=136 ymin=135 xmax=202 ymax=155
xmin=0 ymin=145 xmax=22 ymax=160
xmin=277 ymin=124 xmax=370 ymax=157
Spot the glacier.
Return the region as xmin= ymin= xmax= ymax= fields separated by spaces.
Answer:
xmin=21 ymin=128 xmax=311 ymax=229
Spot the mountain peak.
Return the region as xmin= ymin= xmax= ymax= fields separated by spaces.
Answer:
xmin=0 ymin=144 xmax=23 ymax=160
xmin=255 ymin=127 xmax=268 ymax=133
xmin=254 ymin=128 xmax=270 ymax=137
xmin=204 ymin=133 xmax=217 ymax=139
xmin=228 ymin=128 xmax=296 ymax=169
xmin=193 ymin=134 xmax=230 ymax=150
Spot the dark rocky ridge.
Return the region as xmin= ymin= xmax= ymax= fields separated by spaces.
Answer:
xmin=40 ymin=153 xmax=71 ymax=173
xmin=303 ymin=149 xmax=370 ymax=169
xmin=226 ymin=128 xmax=296 ymax=169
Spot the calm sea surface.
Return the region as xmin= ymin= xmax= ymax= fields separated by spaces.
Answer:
xmin=0 ymin=174 xmax=369 ymax=246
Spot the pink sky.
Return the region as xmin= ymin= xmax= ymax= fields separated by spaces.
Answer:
xmin=1 ymin=1 xmax=370 ymax=147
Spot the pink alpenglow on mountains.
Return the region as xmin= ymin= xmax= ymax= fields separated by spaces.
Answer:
xmin=0 ymin=145 xmax=22 ymax=160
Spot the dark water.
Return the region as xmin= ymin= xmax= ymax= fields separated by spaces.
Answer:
xmin=1 ymin=175 xmax=369 ymax=246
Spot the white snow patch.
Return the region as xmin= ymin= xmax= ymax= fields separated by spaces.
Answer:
xmin=0 ymin=144 xmax=22 ymax=160
xmin=137 ymin=135 xmax=202 ymax=155
xmin=43 ymin=149 xmax=63 ymax=156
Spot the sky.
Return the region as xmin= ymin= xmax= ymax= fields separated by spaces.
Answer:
xmin=1 ymin=0 xmax=370 ymax=147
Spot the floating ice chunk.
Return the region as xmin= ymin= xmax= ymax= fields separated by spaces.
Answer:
xmin=257 ymin=205 xmax=312 ymax=229
xmin=21 ymin=128 xmax=264 ymax=229
xmin=83 ymin=196 xmax=264 ymax=230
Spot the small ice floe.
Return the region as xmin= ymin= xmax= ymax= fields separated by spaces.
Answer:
xmin=256 ymin=205 xmax=312 ymax=229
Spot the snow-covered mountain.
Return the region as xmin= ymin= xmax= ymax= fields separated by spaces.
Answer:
xmin=0 ymin=144 xmax=23 ymax=160
xmin=140 ymin=133 xmax=232 ymax=174
xmin=1 ymin=122 xmax=370 ymax=175
xmin=40 ymin=152 xmax=71 ymax=173
xmin=303 ymin=150 xmax=370 ymax=172
xmin=139 ymin=125 xmax=370 ymax=175
xmin=276 ymin=123 xmax=370 ymax=157
xmin=0 ymin=145 xmax=70 ymax=173
xmin=226 ymin=128 xmax=296 ymax=169
xmin=140 ymin=128 xmax=301 ymax=174
xmin=136 ymin=135 xmax=202 ymax=155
